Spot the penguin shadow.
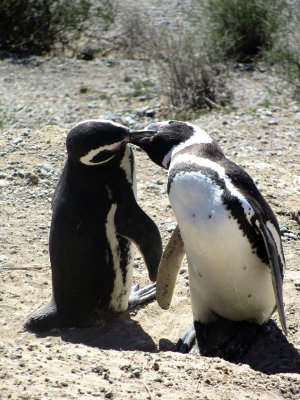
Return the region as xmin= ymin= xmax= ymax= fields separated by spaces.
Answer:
xmin=34 ymin=311 xmax=158 ymax=353
xmin=158 ymin=320 xmax=300 ymax=375
xmin=237 ymin=320 xmax=300 ymax=375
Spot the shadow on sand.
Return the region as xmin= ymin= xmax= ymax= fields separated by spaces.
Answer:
xmin=237 ymin=320 xmax=300 ymax=375
xmin=33 ymin=310 xmax=158 ymax=353
xmin=31 ymin=316 xmax=299 ymax=375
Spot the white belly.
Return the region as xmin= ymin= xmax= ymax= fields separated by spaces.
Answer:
xmin=169 ymin=171 xmax=276 ymax=325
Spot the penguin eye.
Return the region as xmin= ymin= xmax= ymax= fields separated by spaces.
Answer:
xmin=90 ymin=150 xmax=115 ymax=164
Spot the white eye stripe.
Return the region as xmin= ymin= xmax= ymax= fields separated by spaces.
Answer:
xmin=80 ymin=142 xmax=121 ymax=165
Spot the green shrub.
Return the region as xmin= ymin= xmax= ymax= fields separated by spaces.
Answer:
xmin=116 ymin=6 xmax=232 ymax=110
xmin=0 ymin=0 xmax=114 ymax=55
xmin=263 ymin=1 xmax=300 ymax=99
xmin=199 ymin=0 xmax=288 ymax=62
xmin=154 ymin=33 xmax=231 ymax=110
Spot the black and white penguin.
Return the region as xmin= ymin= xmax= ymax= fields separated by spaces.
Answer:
xmin=25 ymin=120 xmax=162 ymax=332
xmin=130 ymin=120 xmax=287 ymax=360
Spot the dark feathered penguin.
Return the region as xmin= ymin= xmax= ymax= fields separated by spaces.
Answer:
xmin=25 ymin=120 xmax=162 ymax=332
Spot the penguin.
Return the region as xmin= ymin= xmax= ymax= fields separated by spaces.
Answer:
xmin=25 ymin=120 xmax=162 ymax=332
xmin=130 ymin=120 xmax=287 ymax=361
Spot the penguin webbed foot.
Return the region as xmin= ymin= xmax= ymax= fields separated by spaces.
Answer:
xmin=174 ymin=323 xmax=196 ymax=353
xmin=128 ymin=282 xmax=156 ymax=308
xmin=194 ymin=319 xmax=261 ymax=361
xmin=24 ymin=299 xmax=60 ymax=332
xmin=174 ymin=319 xmax=261 ymax=361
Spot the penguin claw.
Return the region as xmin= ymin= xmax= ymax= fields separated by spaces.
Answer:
xmin=174 ymin=323 xmax=196 ymax=353
xmin=128 ymin=282 xmax=156 ymax=308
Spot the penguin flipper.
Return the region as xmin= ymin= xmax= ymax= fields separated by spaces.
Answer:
xmin=156 ymin=225 xmax=185 ymax=309
xmin=115 ymin=204 xmax=162 ymax=282
xmin=257 ymin=219 xmax=287 ymax=335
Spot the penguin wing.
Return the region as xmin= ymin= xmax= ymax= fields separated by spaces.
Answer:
xmin=224 ymin=158 xmax=287 ymax=334
xmin=51 ymin=164 xmax=67 ymax=210
xmin=256 ymin=217 xmax=287 ymax=335
xmin=115 ymin=202 xmax=162 ymax=282
xmin=156 ymin=225 xmax=185 ymax=309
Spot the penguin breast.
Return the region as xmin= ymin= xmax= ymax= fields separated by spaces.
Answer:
xmin=168 ymin=169 xmax=276 ymax=325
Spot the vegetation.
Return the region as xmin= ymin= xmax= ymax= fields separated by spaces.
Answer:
xmin=0 ymin=0 xmax=298 ymax=106
xmin=148 ymin=32 xmax=231 ymax=110
xmin=0 ymin=0 xmax=115 ymax=55
xmin=199 ymin=0 xmax=289 ymax=62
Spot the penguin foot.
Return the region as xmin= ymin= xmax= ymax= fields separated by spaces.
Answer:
xmin=194 ymin=319 xmax=261 ymax=362
xmin=175 ymin=323 xmax=196 ymax=353
xmin=128 ymin=282 xmax=156 ymax=308
xmin=24 ymin=299 xmax=61 ymax=332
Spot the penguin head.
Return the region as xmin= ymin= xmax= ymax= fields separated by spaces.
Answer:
xmin=130 ymin=120 xmax=212 ymax=168
xmin=66 ymin=120 xmax=153 ymax=167
xmin=66 ymin=120 xmax=131 ymax=166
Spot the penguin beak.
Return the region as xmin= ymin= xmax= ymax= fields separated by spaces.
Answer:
xmin=129 ymin=129 xmax=157 ymax=144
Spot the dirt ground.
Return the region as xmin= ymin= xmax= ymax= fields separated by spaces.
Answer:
xmin=0 ymin=99 xmax=299 ymax=399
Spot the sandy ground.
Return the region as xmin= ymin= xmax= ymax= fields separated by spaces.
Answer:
xmin=0 ymin=102 xmax=299 ymax=399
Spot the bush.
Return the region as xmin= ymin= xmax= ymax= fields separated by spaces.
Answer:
xmin=116 ymin=7 xmax=232 ymax=111
xmin=152 ymin=33 xmax=231 ymax=110
xmin=0 ymin=0 xmax=114 ymax=55
xmin=199 ymin=0 xmax=288 ymax=62
xmin=263 ymin=1 xmax=300 ymax=99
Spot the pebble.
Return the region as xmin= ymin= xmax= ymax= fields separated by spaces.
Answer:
xmin=0 ymin=180 xmax=10 ymax=188
xmin=147 ymin=183 xmax=160 ymax=190
xmin=42 ymin=163 xmax=54 ymax=172
xmin=284 ymin=232 xmax=297 ymax=240
xmin=167 ymin=225 xmax=176 ymax=232
xmin=13 ymin=138 xmax=23 ymax=145
xmin=101 ymin=113 xmax=122 ymax=122
xmin=25 ymin=172 xmax=39 ymax=185
xmin=280 ymin=225 xmax=289 ymax=233
xmin=0 ymin=255 xmax=8 ymax=263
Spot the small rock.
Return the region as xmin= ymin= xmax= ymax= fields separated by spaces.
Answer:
xmin=280 ymin=226 xmax=289 ymax=233
xmin=136 ymin=106 xmax=149 ymax=116
xmin=0 ymin=180 xmax=9 ymax=188
xmin=0 ymin=255 xmax=8 ymax=263
xmin=25 ymin=172 xmax=39 ymax=185
xmin=153 ymin=362 xmax=159 ymax=371
xmin=167 ymin=225 xmax=176 ymax=233
xmin=13 ymin=138 xmax=23 ymax=145
xmin=284 ymin=232 xmax=297 ymax=239
xmin=147 ymin=183 xmax=160 ymax=190
xmin=137 ymin=96 xmax=147 ymax=101
xmin=268 ymin=120 xmax=278 ymax=125
xmin=130 ymin=367 xmax=142 ymax=378
xmin=42 ymin=163 xmax=54 ymax=172
xmin=101 ymin=113 xmax=122 ymax=122
xmin=145 ymin=109 xmax=155 ymax=117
